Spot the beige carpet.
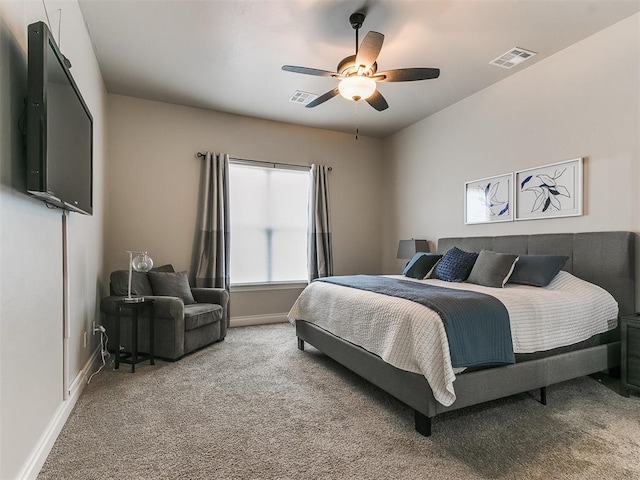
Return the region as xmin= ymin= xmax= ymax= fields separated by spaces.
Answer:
xmin=39 ymin=323 xmax=640 ymax=479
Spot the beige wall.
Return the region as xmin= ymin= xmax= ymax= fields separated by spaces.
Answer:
xmin=106 ymin=95 xmax=384 ymax=318
xmin=382 ymin=13 xmax=640 ymax=280
xmin=0 ymin=1 xmax=107 ymax=478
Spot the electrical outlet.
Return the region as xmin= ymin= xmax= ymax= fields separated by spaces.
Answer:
xmin=83 ymin=331 xmax=88 ymax=348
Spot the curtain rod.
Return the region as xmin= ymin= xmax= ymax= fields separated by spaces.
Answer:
xmin=195 ymin=152 xmax=332 ymax=171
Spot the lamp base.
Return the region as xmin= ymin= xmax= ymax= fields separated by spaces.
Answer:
xmin=123 ymin=296 xmax=146 ymax=303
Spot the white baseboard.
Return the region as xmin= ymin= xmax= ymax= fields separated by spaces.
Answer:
xmin=230 ymin=313 xmax=289 ymax=328
xmin=18 ymin=346 xmax=101 ymax=480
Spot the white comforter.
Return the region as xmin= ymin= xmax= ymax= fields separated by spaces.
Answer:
xmin=287 ymin=271 xmax=618 ymax=407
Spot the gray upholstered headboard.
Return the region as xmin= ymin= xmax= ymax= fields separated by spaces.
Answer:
xmin=437 ymin=231 xmax=636 ymax=316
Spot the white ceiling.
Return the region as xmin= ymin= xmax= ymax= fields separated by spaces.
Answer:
xmin=78 ymin=0 xmax=640 ymax=138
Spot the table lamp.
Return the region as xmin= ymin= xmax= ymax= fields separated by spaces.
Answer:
xmin=124 ymin=251 xmax=154 ymax=303
xmin=396 ymin=239 xmax=430 ymax=259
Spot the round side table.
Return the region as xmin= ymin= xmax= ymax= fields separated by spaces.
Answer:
xmin=114 ymin=298 xmax=155 ymax=373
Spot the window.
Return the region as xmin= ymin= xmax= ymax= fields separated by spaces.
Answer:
xmin=229 ymin=162 xmax=309 ymax=284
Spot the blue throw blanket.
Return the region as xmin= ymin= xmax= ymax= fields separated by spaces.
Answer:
xmin=317 ymin=275 xmax=515 ymax=368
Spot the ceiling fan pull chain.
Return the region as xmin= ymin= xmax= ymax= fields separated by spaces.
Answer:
xmin=355 ymin=102 xmax=359 ymax=140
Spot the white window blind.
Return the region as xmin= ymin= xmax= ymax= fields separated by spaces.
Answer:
xmin=229 ymin=162 xmax=309 ymax=284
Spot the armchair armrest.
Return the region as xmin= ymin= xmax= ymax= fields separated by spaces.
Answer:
xmin=147 ymin=296 xmax=185 ymax=320
xmin=191 ymin=288 xmax=230 ymax=331
xmin=191 ymin=288 xmax=229 ymax=306
xmin=100 ymin=295 xmax=185 ymax=321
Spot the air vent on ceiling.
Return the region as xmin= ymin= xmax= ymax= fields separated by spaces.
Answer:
xmin=489 ymin=47 xmax=537 ymax=69
xmin=289 ymin=90 xmax=318 ymax=105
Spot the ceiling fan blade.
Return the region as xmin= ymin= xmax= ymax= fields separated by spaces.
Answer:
xmin=306 ymin=87 xmax=340 ymax=108
xmin=355 ymin=31 xmax=384 ymax=72
xmin=282 ymin=65 xmax=338 ymax=77
xmin=374 ymin=68 xmax=440 ymax=82
xmin=366 ymin=89 xmax=389 ymax=111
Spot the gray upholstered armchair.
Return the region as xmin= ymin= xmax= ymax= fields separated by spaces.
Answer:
xmin=100 ymin=265 xmax=229 ymax=360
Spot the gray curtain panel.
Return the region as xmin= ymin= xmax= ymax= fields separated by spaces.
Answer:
xmin=192 ymin=152 xmax=230 ymax=295
xmin=308 ymin=164 xmax=333 ymax=281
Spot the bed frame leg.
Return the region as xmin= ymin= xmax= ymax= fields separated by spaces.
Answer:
xmin=539 ymin=387 xmax=547 ymax=405
xmin=414 ymin=411 xmax=432 ymax=437
xmin=297 ymin=338 xmax=305 ymax=351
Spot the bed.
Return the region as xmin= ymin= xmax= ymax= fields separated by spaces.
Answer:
xmin=289 ymin=231 xmax=636 ymax=436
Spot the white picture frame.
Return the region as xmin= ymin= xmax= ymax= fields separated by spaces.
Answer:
xmin=464 ymin=173 xmax=514 ymax=224
xmin=515 ymin=158 xmax=583 ymax=221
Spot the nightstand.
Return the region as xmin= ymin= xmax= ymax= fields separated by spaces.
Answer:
xmin=621 ymin=314 xmax=640 ymax=397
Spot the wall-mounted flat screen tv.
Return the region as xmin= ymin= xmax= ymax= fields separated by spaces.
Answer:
xmin=26 ymin=21 xmax=93 ymax=215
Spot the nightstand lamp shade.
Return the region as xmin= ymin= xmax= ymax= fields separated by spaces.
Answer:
xmin=125 ymin=251 xmax=154 ymax=303
xmin=397 ymin=239 xmax=430 ymax=259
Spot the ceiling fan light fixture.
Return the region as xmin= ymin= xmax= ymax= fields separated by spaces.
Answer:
xmin=282 ymin=12 xmax=439 ymax=111
xmin=338 ymin=75 xmax=376 ymax=101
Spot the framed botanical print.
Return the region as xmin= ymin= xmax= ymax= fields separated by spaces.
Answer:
xmin=464 ymin=173 xmax=514 ymax=224
xmin=515 ymin=158 xmax=583 ymax=220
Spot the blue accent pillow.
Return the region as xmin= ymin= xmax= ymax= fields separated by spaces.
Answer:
xmin=403 ymin=253 xmax=442 ymax=279
xmin=431 ymin=247 xmax=479 ymax=282
xmin=507 ymin=254 xmax=569 ymax=287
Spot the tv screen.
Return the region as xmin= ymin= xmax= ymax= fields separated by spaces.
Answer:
xmin=26 ymin=21 xmax=93 ymax=215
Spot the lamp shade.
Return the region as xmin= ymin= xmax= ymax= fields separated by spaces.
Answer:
xmin=125 ymin=250 xmax=154 ymax=302
xmin=397 ymin=239 xmax=430 ymax=259
xmin=338 ymin=75 xmax=376 ymax=101
xmin=132 ymin=252 xmax=153 ymax=273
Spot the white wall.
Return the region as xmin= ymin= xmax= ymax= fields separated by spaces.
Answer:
xmin=382 ymin=13 xmax=640 ymax=278
xmin=106 ymin=95 xmax=384 ymax=319
xmin=0 ymin=1 xmax=107 ymax=478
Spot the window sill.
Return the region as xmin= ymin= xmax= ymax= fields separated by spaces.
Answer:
xmin=230 ymin=281 xmax=308 ymax=292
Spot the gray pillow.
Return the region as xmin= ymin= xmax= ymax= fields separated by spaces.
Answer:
xmin=507 ymin=254 xmax=569 ymax=287
xmin=152 ymin=264 xmax=176 ymax=273
xmin=110 ymin=270 xmax=153 ymax=296
xmin=109 ymin=264 xmax=175 ymax=296
xmin=403 ymin=253 xmax=442 ymax=279
xmin=466 ymin=250 xmax=519 ymax=288
xmin=148 ymin=271 xmax=196 ymax=304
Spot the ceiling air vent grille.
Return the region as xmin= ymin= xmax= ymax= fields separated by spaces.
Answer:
xmin=289 ymin=90 xmax=318 ymax=105
xmin=490 ymin=47 xmax=537 ymax=69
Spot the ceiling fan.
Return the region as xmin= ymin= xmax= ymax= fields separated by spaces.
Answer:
xmin=282 ymin=12 xmax=440 ymax=111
